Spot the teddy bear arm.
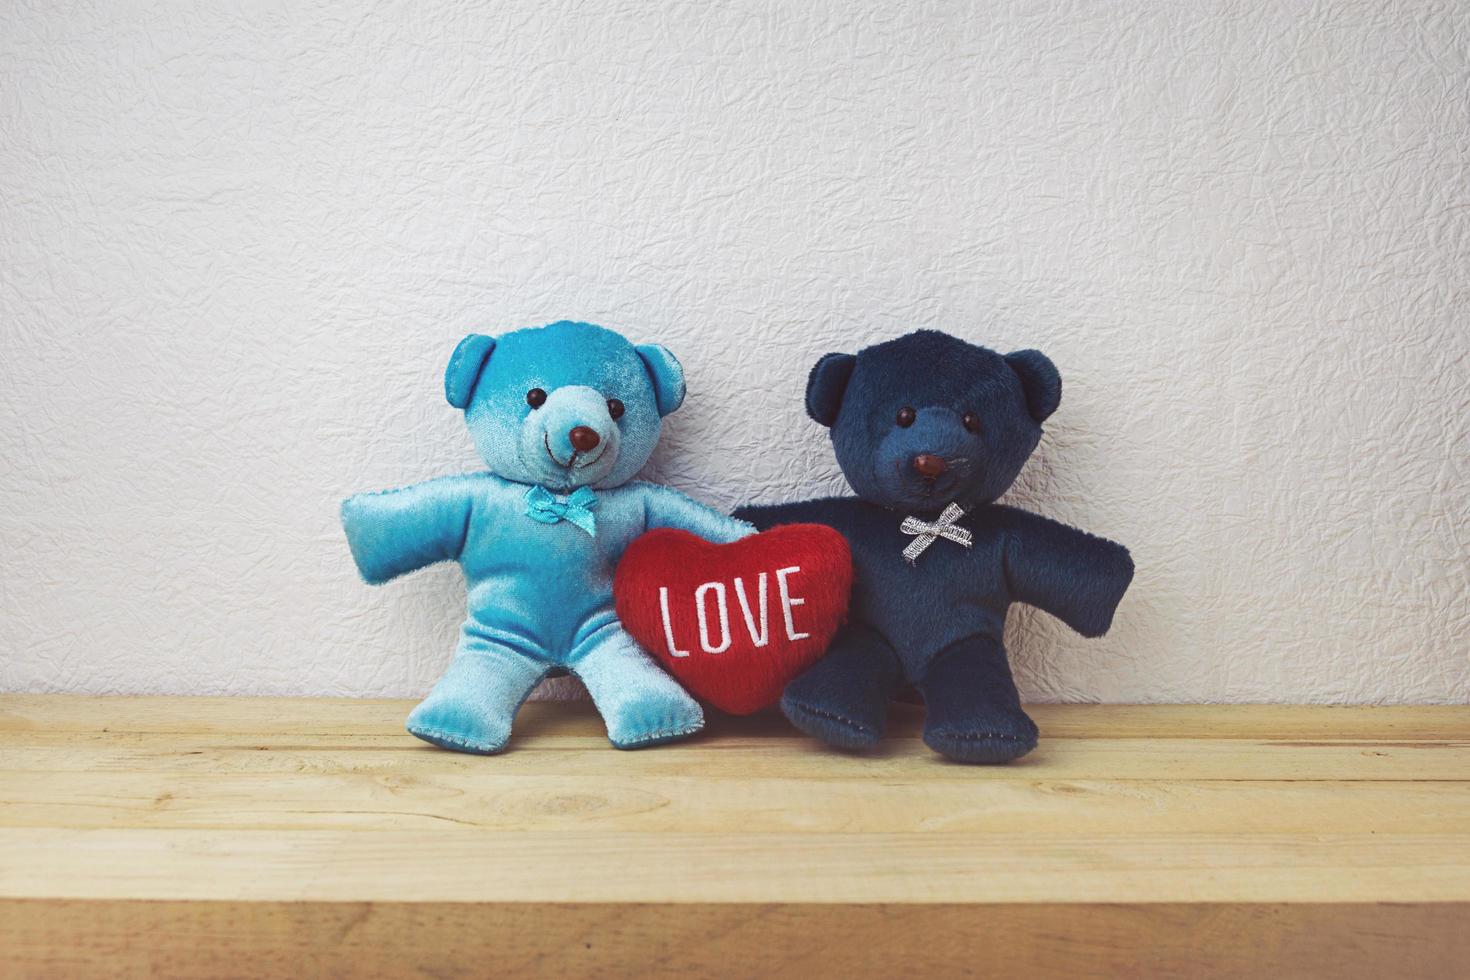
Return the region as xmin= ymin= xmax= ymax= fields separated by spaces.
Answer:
xmin=731 ymin=498 xmax=837 ymax=533
xmin=340 ymin=477 xmax=479 ymax=584
xmin=997 ymin=508 xmax=1134 ymax=638
xmin=640 ymin=483 xmax=755 ymax=544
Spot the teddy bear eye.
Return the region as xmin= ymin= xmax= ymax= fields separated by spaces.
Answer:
xmin=607 ymin=398 xmax=625 ymax=420
xmin=963 ymin=411 xmax=982 ymax=433
xmin=896 ymin=407 xmax=916 ymax=428
xmin=526 ymin=388 xmax=546 ymax=408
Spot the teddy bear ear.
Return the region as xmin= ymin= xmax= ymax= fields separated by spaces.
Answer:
xmin=1004 ymin=349 xmax=1062 ymax=423
xmin=444 ymin=334 xmax=496 ymax=409
xmin=805 ymin=352 xmax=857 ymax=427
xmin=635 ymin=344 xmax=687 ymax=417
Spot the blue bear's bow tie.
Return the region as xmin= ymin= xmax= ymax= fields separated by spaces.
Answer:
xmin=524 ymin=485 xmax=598 ymax=536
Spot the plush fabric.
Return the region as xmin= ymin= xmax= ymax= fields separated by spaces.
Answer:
xmin=735 ymin=329 xmax=1133 ymax=764
xmin=342 ymin=321 xmax=752 ymax=753
xmin=613 ymin=524 xmax=853 ymax=715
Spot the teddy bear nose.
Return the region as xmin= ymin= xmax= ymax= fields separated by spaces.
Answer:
xmin=569 ymin=426 xmax=601 ymax=452
xmin=912 ymin=453 xmax=948 ymax=478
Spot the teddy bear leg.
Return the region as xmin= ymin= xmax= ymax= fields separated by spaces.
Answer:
xmin=406 ymin=637 xmax=550 ymax=755
xmin=917 ymin=637 xmax=1038 ymax=764
xmin=780 ymin=624 xmax=903 ymax=750
xmin=572 ymin=627 xmax=705 ymax=750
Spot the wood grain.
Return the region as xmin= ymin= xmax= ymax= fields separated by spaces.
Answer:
xmin=3 ymin=901 xmax=1468 ymax=980
xmin=1 ymin=695 xmax=1467 ymax=978
xmin=4 ymin=772 xmax=1468 ymax=835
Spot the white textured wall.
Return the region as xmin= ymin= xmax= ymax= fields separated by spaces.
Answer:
xmin=3 ymin=0 xmax=1467 ymax=704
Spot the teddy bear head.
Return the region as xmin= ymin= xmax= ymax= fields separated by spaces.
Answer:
xmin=805 ymin=329 xmax=1061 ymax=511
xmin=444 ymin=320 xmax=685 ymax=491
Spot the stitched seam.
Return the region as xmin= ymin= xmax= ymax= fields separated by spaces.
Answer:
xmin=409 ymin=725 xmax=505 ymax=751
xmin=792 ymin=702 xmax=873 ymax=735
xmin=616 ymin=721 xmax=703 ymax=745
xmin=931 ymin=730 xmax=1032 ymax=743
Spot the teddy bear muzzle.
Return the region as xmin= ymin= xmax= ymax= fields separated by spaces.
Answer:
xmin=525 ymin=384 xmax=623 ymax=483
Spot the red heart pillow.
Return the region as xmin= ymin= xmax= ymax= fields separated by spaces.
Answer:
xmin=615 ymin=525 xmax=852 ymax=715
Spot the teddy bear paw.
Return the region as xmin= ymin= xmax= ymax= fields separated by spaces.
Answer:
xmin=602 ymin=691 xmax=705 ymax=750
xmin=405 ymin=699 xmax=514 ymax=756
xmin=780 ymin=692 xmax=884 ymax=751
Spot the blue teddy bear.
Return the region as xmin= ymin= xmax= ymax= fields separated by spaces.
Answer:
xmin=342 ymin=321 xmax=751 ymax=753
xmin=736 ymin=330 xmax=1133 ymax=764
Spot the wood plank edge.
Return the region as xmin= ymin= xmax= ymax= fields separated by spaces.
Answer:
xmin=4 ymin=696 xmax=1469 ymax=741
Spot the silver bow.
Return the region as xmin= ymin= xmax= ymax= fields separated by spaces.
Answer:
xmin=900 ymin=502 xmax=972 ymax=565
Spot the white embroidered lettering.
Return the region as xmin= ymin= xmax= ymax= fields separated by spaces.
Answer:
xmin=776 ymin=566 xmax=810 ymax=641
xmin=733 ymin=573 xmax=769 ymax=647
xmin=659 ymin=586 xmax=690 ymax=658
xmin=695 ymin=581 xmax=732 ymax=654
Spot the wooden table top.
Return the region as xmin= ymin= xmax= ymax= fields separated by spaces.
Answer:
xmin=1 ymin=695 xmax=1467 ymax=977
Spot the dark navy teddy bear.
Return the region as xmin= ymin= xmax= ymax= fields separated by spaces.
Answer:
xmin=735 ymin=330 xmax=1133 ymax=763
